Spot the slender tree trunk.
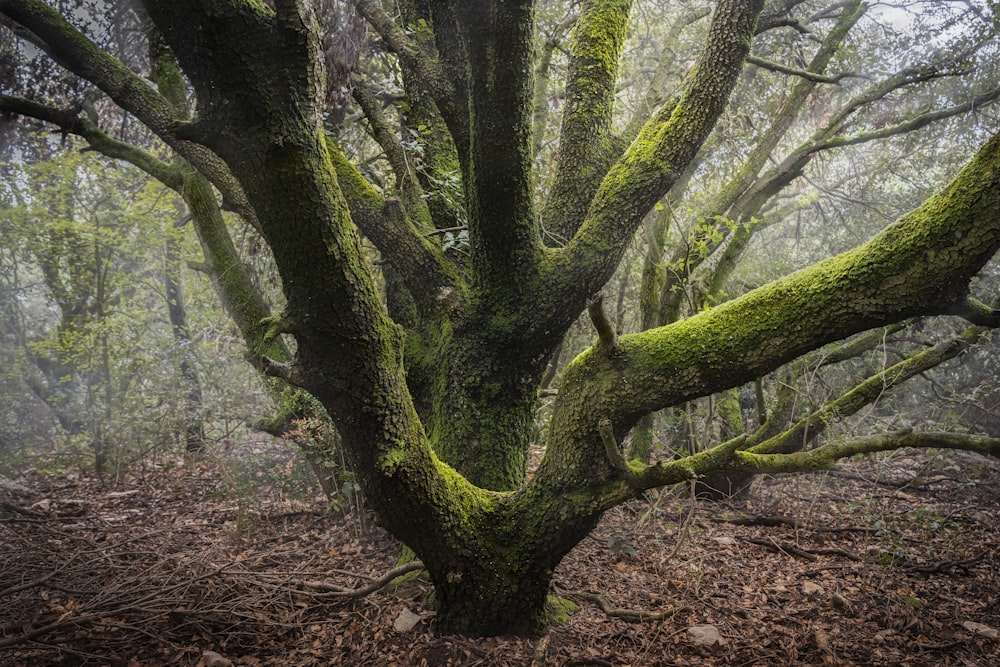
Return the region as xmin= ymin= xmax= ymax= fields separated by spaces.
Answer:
xmin=164 ymin=217 xmax=205 ymax=454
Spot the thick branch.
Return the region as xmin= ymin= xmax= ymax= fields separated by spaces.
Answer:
xmin=658 ymin=0 xmax=866 ymax=322
xmin=697 ymin=82 xmax=1000 ymax=304
xmin=539 ymin=128 xmax=1000 ymax=491
xmin=545 ymin=0 xmax=764 ymax=327
xmin=0 ymin=0 xmax=259 ymax=228
xmin=542 ymin=0 xmax=633 ymax=241
xmin=951 ymin=297 xmax=1000 ymax=326
xmin=326 ymin=142 xmax=464 ymax=306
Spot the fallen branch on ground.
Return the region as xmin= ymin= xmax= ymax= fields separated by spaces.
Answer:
xmin=0 ymin=561 xmax=235 ymax=648
xmin=711 ymin=514 xmax=876 ymax=533
xmin=299 ymin=560 xmax=426 ymax=598
xmin=558 ymin=586 xmax=691 ymax=622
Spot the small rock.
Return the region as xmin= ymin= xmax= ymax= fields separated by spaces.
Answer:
xmin=962 ymin=620 xmax=999 ymax=639
xmin=30 ymin=499 xmax=52 ymax=512
xmin=687 ymin=624 xmax=721 ymax=646
xmin=200 ymin=651 xmax=232 ymax=667
xmin=393 ymin=607 xmax=422 ymax=632
xmin=711 ymin=536 xmax=737 ymax=546
xmin=801 ymin=581 xmax=825 ymax=597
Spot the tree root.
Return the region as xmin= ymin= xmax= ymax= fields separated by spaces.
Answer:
xmin=297 ymin=560 xmax=426 ymax=597
xmin=558 ymin=586 xmax=691 ymax=623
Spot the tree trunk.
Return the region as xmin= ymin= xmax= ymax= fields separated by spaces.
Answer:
xmin=164 ymin=218 xmax=205 ymax=454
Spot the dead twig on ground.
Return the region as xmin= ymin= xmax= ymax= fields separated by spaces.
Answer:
xmin=558 ymin=586 xmax=692 ymax=623
xmin=299 ymin=560 xmax=425 ymax=597
xmin=710 ymin=514 xmax=876 ymax=533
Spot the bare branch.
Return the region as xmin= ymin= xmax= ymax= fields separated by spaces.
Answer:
xmin=738 ymin=430 xmax=1000 ymax=472
xmin=298 ymin=560 xmax=426 ymax=597
xmin=352 ymin=0 xmax=455 ymax=123
xmin=0 ymin=0 xmax=259 ymax=228
xmin=560 ymin=587 xmax=692 ymax=623
xmin=811 ymin=85 xmax=1000 ymax=152
xmin=587 ymin=292 xmax=618 ymax=355
xmin=745 ymin=54 xmax=866 ymax=83
xmin=0 ymin=94 xmax=184 ymax=189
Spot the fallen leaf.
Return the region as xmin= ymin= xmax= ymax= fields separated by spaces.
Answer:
xmin=962 ymin=621 xmax=999 ymax=639
xmin=802 ymin=581 xmax=825 ymax=597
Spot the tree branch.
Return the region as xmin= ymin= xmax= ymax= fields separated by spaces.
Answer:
xmin=0 ymin=0 xmax=259 ymax=229
xmin=748 ymin=322 xmax=992 ymax=455
xmin=299 ymin=560 xmax=426 ymax=597
xmin=692 ymin=81 xmax=1000 ymax=302
xmin=810 ymin=85 xmax=1000 ymax=152
xmin=542 ymin=0 xmax=633 ymax=241
xmin=950 ymin=297 xmax=1000 ymax=327
xmin=738 ymin=430 xmax=1000 ymax=472
xmin=745 ymin=54 xmax=865 ymax=83
xmin=261 ymin=356 xmax=308 ymax=387
xmin=0 ymin=94 xmax=184 ymax=189
xmin=351 ymin=78 xmax=431 ymax=229
xmin=587 ymin=292 xmax=618 ymax=355
xmin=545 ymin=0 xmax=764 ymax=330
xmin=656 ymin=0 xmax=866 ymax=322
xmin=326 ymin=142 xmax=465 ymax=307
xmin=351 ymin=0 xmax=458 ymax=136
xmin=539 ymin=128 xmax=1000 ymax=492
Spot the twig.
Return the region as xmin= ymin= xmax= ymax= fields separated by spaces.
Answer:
xmin=742 ymin=536 xmax=818 ymax=561
xmin=532 ymin=634 xmax=549 ymax=667
xmin=710 ymin=514 xmax=876 ymax=533
xmin=0 ymin=561 xmax=236 ymax=648
xmin=0 ymin=612 xmax=104 ymax=648
xmin=663 ymin=479 xmax=698 ymax=562
xmin=0 ymin=552 xmax=80 ymax=597
xmin=299 ymin=560 xmax=425 ymax=597
xmin=564 ymin=658 xmax=614 ymax=667
xmin=906 ymin=557 xmax=981 ymax=575
xmin=558 ymin=586 xmax=691 ymax=623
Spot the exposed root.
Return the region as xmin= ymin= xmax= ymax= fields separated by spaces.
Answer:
xmin=296 ymin=560 xmax=426 ymax=597
xmin=557 ymin=586 xmax=691 ymax=623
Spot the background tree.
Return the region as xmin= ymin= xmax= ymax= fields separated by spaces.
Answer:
xmin=4 ymin=0 xmax=1000 ymax=636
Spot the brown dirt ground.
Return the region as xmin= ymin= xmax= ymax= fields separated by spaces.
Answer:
xmin=2 ymin=446 xmax=999 ymax=666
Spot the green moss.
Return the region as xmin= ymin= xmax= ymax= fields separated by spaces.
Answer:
xmin=380 ymin=444 xmax=408 ymax=473
xmin=545 ymin=595 xmax=580 ymax=625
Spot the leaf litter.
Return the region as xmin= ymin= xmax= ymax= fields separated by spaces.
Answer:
xmin=1 ymin=447 xmax=998 ymax=666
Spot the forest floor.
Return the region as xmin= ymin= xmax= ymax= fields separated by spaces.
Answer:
xmin=2 ymin=439 xmax=1000 ymax=667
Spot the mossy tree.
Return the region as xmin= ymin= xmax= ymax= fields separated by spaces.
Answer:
xmin=624 ymin=1 xmax=1000 ymax=494
xmin=5 ymin=0 xmax=1000 ymax=635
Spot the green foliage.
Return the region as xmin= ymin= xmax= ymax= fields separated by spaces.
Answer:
xmin=0 ymin=144 xmax=273 ymax=473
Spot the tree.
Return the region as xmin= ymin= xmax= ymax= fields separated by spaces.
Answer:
xmin=4 ymin=0 xmax=1000 ymax=635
